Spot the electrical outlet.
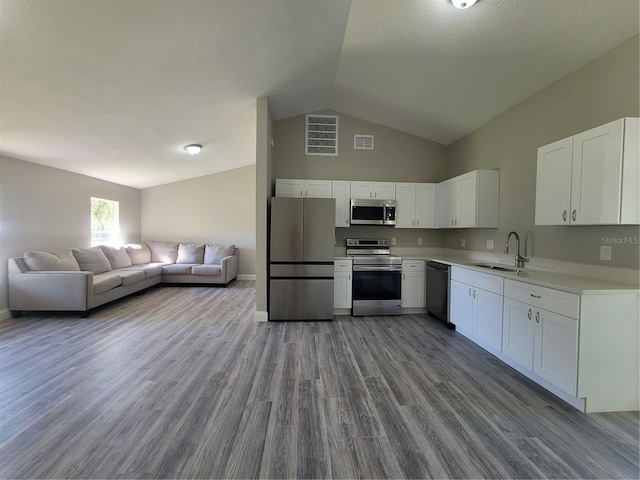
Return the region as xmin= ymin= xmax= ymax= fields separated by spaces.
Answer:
xmin=600 ymin=245 xmax=612 ymax=261
xmin=461 ymin=238 xmax=466 ymax=247
xmin=417 ymin=237 xmax=423 ymax=245
xmin=486 ymin=240 xmax=494 ymax=250
xmin=391 ymin=237 xmax=396 ymax=246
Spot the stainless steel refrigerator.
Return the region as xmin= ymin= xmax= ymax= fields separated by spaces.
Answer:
xmin=269 ymin=197 xmax=335 ymax=321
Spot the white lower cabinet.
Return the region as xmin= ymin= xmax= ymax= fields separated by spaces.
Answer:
xmin=334 ymin=260 xmax=352 ymax=311
xmin=502 ymin=297 xmax=578 ymax=396
xmin=401 ymin=260 xmax=425 ymax=309
xmin=450 ymin=266 xmax=503 ymax=353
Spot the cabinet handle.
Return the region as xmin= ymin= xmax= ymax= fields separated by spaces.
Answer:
xmin=305 ymin=190 xmax=308 ymax=197
xmin=572 ymin=209 xmax=577 ymax=221
xmin=348 ymin=274 xmax=351 ymax=280
xmin=300 ymin=190 xmax=303 ymax=197
xmin=403 ymin=273 xmax=406 ymax=280
xmin=375 ymin=192 xmax=377 ymax=198
xmin=468 ymin=288 xmax=472 ymax=297
xmin=455 ymin=219 xmax=458 ymax=226
xmin=527 ymin=308 xmax=532 ymax=320
xmin=535 ymin=311 xmax=540 ymax=323
xmin=530 ymin=294 xmax=542 ymax=299
xmin=452 ymin=219 xmax=455 ymax=226
xmin=562 ymin=210 xmax=567 ymax=222
xmin=473 ymin=289 xmax=476 ymax=299
xmin=416 ymin=221 xmax=419 ymax=226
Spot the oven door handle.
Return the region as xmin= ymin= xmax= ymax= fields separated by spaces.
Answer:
xmin=353 ymin=265 xmax=402 ymax=272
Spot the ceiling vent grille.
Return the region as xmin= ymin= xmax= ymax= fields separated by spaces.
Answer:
xmin=306 ymin=114 xmax=338 ymax=156
xmin=354 ymin=134 xmax=374 ymax=150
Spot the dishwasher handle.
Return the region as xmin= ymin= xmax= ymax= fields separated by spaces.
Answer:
xmin=427 ymin=261 xmax=449 ymax=272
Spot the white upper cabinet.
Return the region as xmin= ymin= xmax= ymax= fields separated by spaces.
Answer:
xmin=396 ymin=183 xmax=436 ymax=228
xmin=332 ymin=180 xmax=351 ymax=228
xmin=437 ymin=170 xmax=499 ymax=228
xmin=535 ymin=117 xmax=639 ymax=225
xmin=350 ymin=181 xmax=396 ymax=200
xmin=276 ymin=179 xmax=332 ymax=198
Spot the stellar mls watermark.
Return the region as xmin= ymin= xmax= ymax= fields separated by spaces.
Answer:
xmin=602 ymin=236 xmax=639 ymax=245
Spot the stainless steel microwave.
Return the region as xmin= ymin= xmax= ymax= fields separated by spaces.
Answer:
xmin=350 ymin=199 xmax=396 ymax=226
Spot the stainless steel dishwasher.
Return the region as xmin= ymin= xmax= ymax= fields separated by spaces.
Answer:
xmin=426 ymin=261 xmax=455 ymax=329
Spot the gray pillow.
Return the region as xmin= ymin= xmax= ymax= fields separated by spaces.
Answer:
xmin=176 ymin=243 xmax=205 ymax=264
xmin=204 ymin=244 xmax=235 ymax=264
xmin=99 ymin=245 xmax=133 ymax=269
xmin=146 ymin=241 xmax=179 ymax=264
xmin=125 ymin=244 xmax=152 ymax=265
xmin=72 ymin=247 xmax=113 ymax=274
xmin=23 ymin=249 xmax=80 ymax=271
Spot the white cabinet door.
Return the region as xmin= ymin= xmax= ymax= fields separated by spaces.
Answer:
xmin=535 ymin=138 xmax=573 ymax=225
xmin=304 ymin=180 xmax=332 ymax=198
xmin=450 ymin=279 xmax=473 ymax=337
xmin=502 ymin=298 xmax=534 ymax=370
xmin=533 ymin=308 xmax=578 ymax=396
xmin=415 ymin=183 xmax=436 ymax=228
xmin=334 ymin=271 xmax=352 ymax=309
xmin=401 ymin=260 xmax=425 ymax=308
xmin=350 ymin=181 xmax=372 ymax=199
xmin=374 ymin=182 xmax=396 ymax=200
xmin=472 ymin=288 xmax=503 ymax=352
xmin=275 ymin=179 xmax=305 ymax=197
xmin=437 ymin=179 xmax=456 ymax=228
xmin=332 ymin=181 xmax=351 ymax=227
xmin=456 ymin=172 xmax=478 ymax=228
xmin=395 ymin=183 xmax=417 ymax=228
xmin=571 ymin=119 xmax=624 ymax=225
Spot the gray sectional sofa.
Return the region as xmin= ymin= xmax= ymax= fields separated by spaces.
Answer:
xmin=8 ymin=241 xmax=238 ymax=317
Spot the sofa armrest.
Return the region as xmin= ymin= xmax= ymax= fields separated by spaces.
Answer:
xmin=8 ymin=271 xmax=93 ymax=312
xmin=220 ymin=254 xmax=238 ymax=283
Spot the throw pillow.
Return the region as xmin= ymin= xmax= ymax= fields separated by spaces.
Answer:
xmin=125 ymin=244 xmax=152 ymax=265
xmin=176 ymin=243 xmax=205 ymax=264
xmin=100 ymin=245 xmax=133 ymax=269
xmin=23 ymin=250 xmax=80 ymax=271
xmin=72 ymin=247 xmax=113 ymax=274
xmin=204 ymin=244 xmax=235 ymax=264
xmin=146 ymin=241 xmax=179 ymax=264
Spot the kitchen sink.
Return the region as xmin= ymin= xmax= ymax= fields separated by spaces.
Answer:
xmin=472 ymin=263 xmax=518 ymax=272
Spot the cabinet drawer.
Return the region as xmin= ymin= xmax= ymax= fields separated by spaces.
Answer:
xmin=504 ymin=279 xmax=579 ymax=319
xmin=474 ymin=271 xmax=503 ymax=295
xmin=402 ymin=260 xmax=425 ymax=272
xmin=334 ymin=260 xmax=352 ymax=272
xmin=451 ymin=266 xmax=474 ymax=285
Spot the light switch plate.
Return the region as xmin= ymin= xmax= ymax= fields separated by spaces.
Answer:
xmin=461 ymin=238 xmax=466 ymax=247
xmin=486 ymin=240 xmax=494 ymax=250
xmin=391 ymin=237 xmax=396 ymax=245
xmin=600 ymin=245 xmax=612 ymax=261
xmin=417 ymin=237 xmax=423 ymax=245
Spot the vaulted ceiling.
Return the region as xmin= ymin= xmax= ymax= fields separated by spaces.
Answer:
xmin=1 ymin=0 xmax=638 ymax=188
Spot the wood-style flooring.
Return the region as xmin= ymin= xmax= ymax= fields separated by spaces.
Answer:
xmin=0 ymin=281 xmax=638 ymax=479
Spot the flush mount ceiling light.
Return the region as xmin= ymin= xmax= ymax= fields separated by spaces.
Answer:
xmin=184 ymin=144 xmax=202 ymax=155
xmin=452 ymin=0 xmax=478 ymax=9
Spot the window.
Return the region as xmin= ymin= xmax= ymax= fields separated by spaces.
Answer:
xmin=91 ymin=197 xmax=119 ymax=246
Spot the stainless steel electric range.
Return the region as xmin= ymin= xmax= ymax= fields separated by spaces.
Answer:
xmin=347 ymin=238 xmax=402 ymax=316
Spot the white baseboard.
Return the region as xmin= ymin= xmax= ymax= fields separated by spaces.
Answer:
xmin=0 ymin=309 xmax=12 ymax=321
xmin=255 ymin=310 xmax=268 ymax=322
xmin=237 ymin=274 xmax=256 ymax=281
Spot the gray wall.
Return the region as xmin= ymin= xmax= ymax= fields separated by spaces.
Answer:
xmin=141 ymin=165 xmax=256 ymax=276
xmin=0 ymin=155 xmax=141 ymax=314
xmin=444 ymin=35 xmax=640 ymax=269
xmin=274 ymin=109 xmax=448 ymax=248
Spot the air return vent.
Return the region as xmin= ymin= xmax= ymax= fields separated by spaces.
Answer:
xmin=306 ymin=114 xmax=338 ymax=156
xmin=354 ymin=134 xmax=374 ymax=150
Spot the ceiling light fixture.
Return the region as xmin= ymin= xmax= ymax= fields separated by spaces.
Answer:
xmin=452 ymin=0 xmax=478 ymax=9
xmin=184 ymin=144 xmax=202 ymax=155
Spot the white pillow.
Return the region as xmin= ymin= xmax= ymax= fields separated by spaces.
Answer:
xmin=125 ymin=244 xmax=152 ymax=265
xmin=100 ymin=245 xmax=133 ymax=269
xmin=176 ymin=243 xmax=205 ymax=264
xmin=146 ymin=241 xmax=179 ymax=263
xmin=72 ymin=247 xmax=113 ymax=274
xmin=204 ymin=244 xmax=235 ymax=264
xmin=23 ymin=250 xmax=80 ymax=271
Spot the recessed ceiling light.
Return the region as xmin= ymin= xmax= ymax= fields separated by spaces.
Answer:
xmin=184 ymin=144 xmax=202 ymax=155
xmin=452 ymin=0 xmax=478 ymax=9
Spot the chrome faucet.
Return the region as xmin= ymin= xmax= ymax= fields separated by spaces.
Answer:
xmin=504 ymin=231 xmax=525 ymax=270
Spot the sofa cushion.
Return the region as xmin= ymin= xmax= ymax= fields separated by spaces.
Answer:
xmin=99 ymin=245 xmax=133 ymax=269
xmin=93 ymin=274 xmax=122 ymax=294
xmin=117 ymin=270 xmax=145 ymax=286
xmin=125 ymin=244 xmax=152 ymax=265
xmin=204 ymin=244 xmax=235 ymax=264
xmin=191 ymin=264 xmax=222 ymax=276
xmin=147 ymin=241 xmax=179 ymax=264
xmin=23 ymin=250 xmax=80 ymax=272
xmin=72 ymin=247 xmax=113 ymax=274
xmin=162 ymin=264 xmax=197 ymax=275
xmin=122 ymin=263 xmax=164 ymax=278
xmin=176 ymin=243 xmax=205 ymax=264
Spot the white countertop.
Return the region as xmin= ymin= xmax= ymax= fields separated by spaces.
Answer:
xmin=336 ymin=253 xmax=639 ymax=295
